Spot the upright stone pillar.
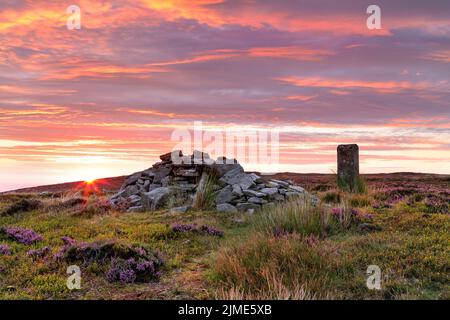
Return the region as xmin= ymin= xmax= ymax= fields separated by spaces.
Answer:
xmin=337 ymin=144 xmax=359 ymax=191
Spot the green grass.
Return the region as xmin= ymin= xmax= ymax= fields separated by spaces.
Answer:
xmin=192 ymin=172 xmax=218 ymax=210
xmin=210 ymin=191 xmax=449 ymax=300
xmin=337 ymin=175 xmax=368 ymax=194
xmin=0 ymin=195 xmax=240 ymax=299
xmin=250 ymin=197 xmax=347 ymax=238
xmin=0 ymin=183 xmax=449 ymax=300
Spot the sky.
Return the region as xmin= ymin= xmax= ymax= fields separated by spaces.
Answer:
xmin=0 ymin=0 xmax=449 ymax=191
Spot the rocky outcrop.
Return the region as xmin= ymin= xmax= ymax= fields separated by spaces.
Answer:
xmin=109 ymin=150 xmax=318 ymax=213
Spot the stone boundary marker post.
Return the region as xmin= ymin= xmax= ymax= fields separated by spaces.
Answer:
xmin=337 ymin=144 xmax=359 ymax=192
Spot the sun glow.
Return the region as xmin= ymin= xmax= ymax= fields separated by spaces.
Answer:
xmin=83 ymin=171 xmax=99 ymax=184
xmin=85 ymin=178 xmax=96 ymax=184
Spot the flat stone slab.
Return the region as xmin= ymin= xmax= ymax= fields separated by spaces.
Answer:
xmin=236 ymin=202 xmax=261 ymax=213
xmin=215 ymin=186 xmax=235 ymax=204
xmin=248 ymin=197 xmax=267 ymax=204
xmin=174 ymin=168 xmax=199 ymax=177
xmin=288 ymin=185 xmax=305 ymax=193
xmin=219 ymin=169 xmax=255 ymax=190
xmin=122 ymin=172 xmax=142 ymax=188
xmin=269 ymin=179 xmax=290 ymax=187
xmin=142 ymin=187 xmax=172 ymax=210
xmin=260 ymin=188 xmax=279 ymax=196
xmin=243 ymin=189 xmax=266 ymax=198
xmin=232 ymin=184 xmax=244 ymax=196
xmin=127 ymin=206 xmax=144 ymax=213
xmin=160 ymin=150 xmax=183 ymax=162
xmin=124 ymin=185 xmax=139 ymax=197
xmin=216 ymin=203 xmax=238 ymax=213
xmin=152 ymin=166 xmax=172 ymax=184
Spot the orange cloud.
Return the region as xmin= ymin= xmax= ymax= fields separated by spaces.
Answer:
xmin=0 ymin=7 xmax=65 ymax=32
xmin=425 ymin=50 xmax=450 ymax=63
xmin=329 ymin=90 xmax=352 ymax=96
xmin=140 ymin=0 xmax=226 ymax=25
xmin=40 ymin=64 xmax=168 ymax=80
xmin=139 ymin=0 xmax=389 ymax=35
xmin=0 ymin=85 xmax=76 ymax=96
xmin=284 ymin=95 xmax=317 ymax=101
xmin=247 ymin=47 xmax=333 ymax=61
xmin=150 ymin=46 xmax=332 ymax=68
xmin=277 ymin=76 xmax=430 ymax=93
xmin=0 ymin=105 xmax=67 ymax=117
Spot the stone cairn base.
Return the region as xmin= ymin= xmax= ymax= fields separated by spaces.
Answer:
xmin=109 ymin=151 xmax=318 ymax=213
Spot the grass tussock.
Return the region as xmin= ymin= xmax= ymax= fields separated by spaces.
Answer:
xmin=348 ymin=194 xmax=373 ymax=207
xmin=337 ymin=175 xmax=368 ymax=194
xmin=210 ymin=198 xmax=360 ymax=299
xmin=212 ymin=233 xmax=338 ymax=300
xmin=192 ymin=172 xmax=217 ymax=210
xmin=216 ymin=273 xmax=321 ymax=300
xmin=322 ymin=190 xmax=342 ymax=203
xmin=1 ymin=199 xmax=42 ymax=216
xmin=251 ymin=198 xmax=347 ymax=238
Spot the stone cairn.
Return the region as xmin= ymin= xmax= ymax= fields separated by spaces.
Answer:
xmin=110 ymin=150 xmax=318 ymax=213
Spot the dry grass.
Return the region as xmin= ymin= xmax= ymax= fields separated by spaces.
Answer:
xmin=192 ymin=172 xmax=217 ymax=210
xmin=216 ymin=275 xmax=321 ymax=300
xmin=251 ymin=197 xmax=352 ymax=237
xmin=212 ymin=232 xmax=340 ymax=299
xmin=210 ymin=192 xmax=449 ymax=300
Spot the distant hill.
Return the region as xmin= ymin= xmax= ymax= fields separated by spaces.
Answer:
xmin=2 ymin=172 xmax=448 ymax=195
xmin=2 ymin=176 xmax=127 ymax=194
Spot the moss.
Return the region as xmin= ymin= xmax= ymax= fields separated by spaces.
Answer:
xmin=1 ymin=199 xmax=42 ymax=216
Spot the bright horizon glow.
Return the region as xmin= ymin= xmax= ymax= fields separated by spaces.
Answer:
xmin=84 ymin=178 xmax=96 ymax=185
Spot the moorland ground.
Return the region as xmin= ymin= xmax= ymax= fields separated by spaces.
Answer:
xmin=0 ymin=173 xmax=448 ymax=299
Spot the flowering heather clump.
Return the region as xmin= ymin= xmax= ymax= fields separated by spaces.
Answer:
xmin=106 ymin=253 xmax=164 ymax=284
xmin=0 ymin=227 xmax=43 ymax=245
xmin=171 ymin=223 xmax=224 ymax=237
xmin=350 ymin=208 xmax=360 ymax=217
xmin=119 ymin=268 xmax=137 ymax=283
xmin=0 ymin=244 xmax=11 ymax=255
xmin=61 ymin=236 xmax=77 ymax=246
xmin=54 ymin=236 xmax=90 ymax=261
xmin=331 ymin=208 xmax=344 ymax=220
xmin=54 ymin=237 xmax=164 ymax=283
xmin=199 ymin=225 xmax=224 ymax=237
xmin=27 ymin=246 xmax=51 ymax=259
xmin=424 ymin=196 xmax=449 ymax=214
xmin=54 ymin=238 xmax=73 ymax=260
xmin=330 ymin=207 xmax=370 ymax=229
xmin=172 ymin=223 xmax=197 ymax=233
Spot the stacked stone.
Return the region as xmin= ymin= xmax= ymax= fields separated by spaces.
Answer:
xmin=109 ymin=150 xmax=318 ymax=213
xmin=213 ymin=169 xmax=315 ymax=214
xmin=110 ymin=150 xmax=207 ymax=212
